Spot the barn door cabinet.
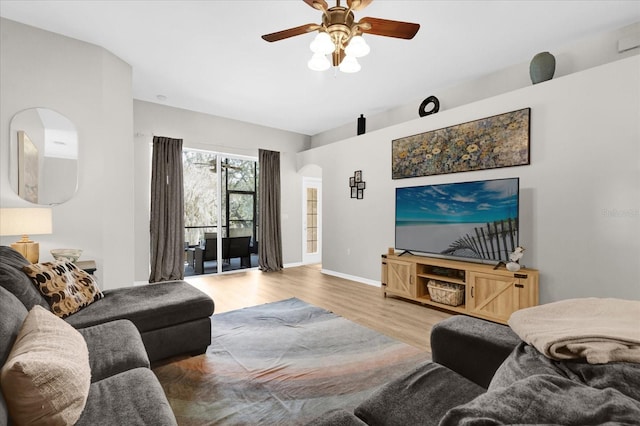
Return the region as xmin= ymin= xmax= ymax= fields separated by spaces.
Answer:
xmin=381 ymin=257 xmax=415 ymax=299
xmin=381 ymin=253 xmax=539 ymax=324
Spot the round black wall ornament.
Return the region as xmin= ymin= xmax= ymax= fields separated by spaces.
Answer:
xmin=418 ymin=96 xmax=440 ymax=117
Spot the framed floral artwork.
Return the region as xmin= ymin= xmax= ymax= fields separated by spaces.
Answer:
xmin=391 ymin=108 xmax=530 ymax=179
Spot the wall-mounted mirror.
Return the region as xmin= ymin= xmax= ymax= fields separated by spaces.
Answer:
xmin=9 ymin=108 xmax=78 ymax=205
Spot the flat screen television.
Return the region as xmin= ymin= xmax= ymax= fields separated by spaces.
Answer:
xmin=395 ymin=177 xmax=519 ymax=263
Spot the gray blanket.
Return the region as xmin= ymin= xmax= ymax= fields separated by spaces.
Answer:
xmin=439 ymin=343 xmax=640 ymax=425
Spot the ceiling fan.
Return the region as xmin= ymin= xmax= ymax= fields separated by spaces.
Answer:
xmin=194 ymin=160 xmax=242 ymax=173
xmin=261 ymin=0 xmax=420 ymax=72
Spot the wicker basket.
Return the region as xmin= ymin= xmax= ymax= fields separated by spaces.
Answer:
xmin=427 ymin=280 xmax=465 ymax=306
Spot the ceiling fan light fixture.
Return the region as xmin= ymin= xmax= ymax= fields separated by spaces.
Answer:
xmin=344 ymin=35 xmax=370 ymax=58
xmin=308 ymin=52 xmax=331 ymax=71
xmin=262 ymin=1 xmax=420 ymax=74
xmin=339 ymin=54 xmax=361 ymax=73
xmin=310 ymin=31 xmax=335 ymax=55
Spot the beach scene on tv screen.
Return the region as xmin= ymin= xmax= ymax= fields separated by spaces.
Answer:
xmin=396 ymin=178 xmax=519 ymax=261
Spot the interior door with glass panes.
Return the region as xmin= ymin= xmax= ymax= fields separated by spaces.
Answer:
xmin=302 ymin=178 xmax=321 ymax=265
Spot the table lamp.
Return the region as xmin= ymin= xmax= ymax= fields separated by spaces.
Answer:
xmin=0 ymin=208 xmax=53 ymax=263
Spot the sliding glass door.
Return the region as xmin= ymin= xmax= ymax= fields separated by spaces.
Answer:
xmin=183 ymin=150 xmax=257 ymax=275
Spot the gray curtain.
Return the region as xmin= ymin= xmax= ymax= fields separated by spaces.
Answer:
xmin=258 ymin=149 xmax=283 ymax=272
xmin=149 ymin=136 xmax=185 ymax=282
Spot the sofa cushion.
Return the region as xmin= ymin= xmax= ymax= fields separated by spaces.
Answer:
xmin=78 ymin=320 xmax=150 ymax=383
xmin=140 ymin=316 xmax=212 ymax=363
xmin=76 ymin=368 xmax=177 ymax=426
xmin=0 ymin=287 xmax=28 ymax=367
xmin=65 ymin=280 xmax=214 ymax=332
xmin=0 ymin=286 xmax=29 ymax=426
xmin=0 ymin=245 xmax=31 ymax=269
xmin=0 ymin=262 xmax=49 ymax=311
xmin=431 ymin=315 xmax=521 ymax=388
xmin=354 ymin=362 xmax=485 ymax=426
xmin=22 ymin=261 xmax=104 ymax=318
xmin=1 ymin=305 xmax=91 ymax=425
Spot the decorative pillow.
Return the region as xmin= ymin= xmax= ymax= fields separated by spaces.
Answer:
xmin=22 ymin=261 xmax=104 ymax=318
xmin=0 ymin=305 xmax=91 ymax=425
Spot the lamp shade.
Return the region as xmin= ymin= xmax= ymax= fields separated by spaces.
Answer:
xmin=0 ymin=208 xmax=53 ymax=236
xmin=308 ymin=52 xmax=331 ymax=71
xmin=339 ymin=55 xmax=361 ymax=73
xmin=345 ymin=35 xmax=370 ymax=58
xmin=310 ymin=32 xmax=335 ymax=55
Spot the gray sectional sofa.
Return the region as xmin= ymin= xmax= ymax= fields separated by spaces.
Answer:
xmin=308 ymin=315 xmax=640 ymax=425
xmin=0 ymin=246 xmax=214 ymax=363
xmin=307 ymin=315 xmax=520 ymax=426
xmin=0 ymin=246 xmax=215 ymax=425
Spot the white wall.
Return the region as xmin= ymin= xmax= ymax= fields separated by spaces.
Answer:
xmin=0 ymin=18 xmax=135 ymax=289
xmin=311 ymin=22 xmax=640 ymax=147
xmin=298 ymin=56 xmax=640 ymax=304
xmin=3 ymin=16 xmax=637 ymax=298
xmin=132 ymin=101 xmax=311 ymax=281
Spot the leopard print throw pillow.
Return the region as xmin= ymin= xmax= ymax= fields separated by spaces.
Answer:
xmin=22 ymin=261 xmax=104 ymax=318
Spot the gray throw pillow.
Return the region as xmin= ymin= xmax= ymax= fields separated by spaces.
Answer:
xmin=0 ymin=246 xmax=31 ymax=268
xmin=0 ymin=262 xmax=49 ymax=311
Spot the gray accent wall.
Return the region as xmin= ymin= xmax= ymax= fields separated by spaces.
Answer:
xmin=298 ymin=55 xmax=640 ymax=304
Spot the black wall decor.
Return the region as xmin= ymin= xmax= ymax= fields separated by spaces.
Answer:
xmin=357 ymin=114 xmax=366 ymax=135
xmin=349 ymin=170 xmax=366 ymax=199
xmin=418 ymin=96 xmax=440 ymax=117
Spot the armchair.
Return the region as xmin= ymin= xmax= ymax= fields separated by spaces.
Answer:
xmin=194 ymin=234 xmax=217 ymax=274
xmin=194 ymin=236 xmax=252 ymax=274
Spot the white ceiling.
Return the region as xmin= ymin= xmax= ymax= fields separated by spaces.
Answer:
xmin=1 ymin=1 xmax=638 ymax=136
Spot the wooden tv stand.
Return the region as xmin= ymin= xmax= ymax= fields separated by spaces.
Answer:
xmin=381 ymin=253 xmax=539 ymax=324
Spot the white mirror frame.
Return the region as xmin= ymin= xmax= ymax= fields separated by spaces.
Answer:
xmin=9 ymin=108 xmax=78 ymax=206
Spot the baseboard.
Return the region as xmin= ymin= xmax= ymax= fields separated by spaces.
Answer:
xmin=284 ymin=262 xmax=303 ymax=268
xmin=320 ymin=269 xmax=381 ymax=288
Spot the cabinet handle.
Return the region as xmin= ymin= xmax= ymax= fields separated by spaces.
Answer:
xmin=515 ymin=283 xmax=524 ymax=288
xmin=471 ymin=286 xmax=474 ymax=298
xmin=410 ymin=275 xmax=414 ymax=284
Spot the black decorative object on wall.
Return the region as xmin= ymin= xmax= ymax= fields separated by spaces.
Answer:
xmin=418 ymin=96 xmax=440 ymax=117
xmin=357 ymin=114 xmax=366 ymax=135
xmin=349 ymin=170 xmax=365 ymax=199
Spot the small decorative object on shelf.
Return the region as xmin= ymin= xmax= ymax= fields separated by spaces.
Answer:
xmin=349 ymin=170 xmax=366 ymax=199
xmin=50 ymin=248 xmax=83 ymax=263
xmin=506 ymin=246 xmax=525 ymax=272
xmin=530 ymin=51 xmax=556 ymax=84
xmin=357 ymin=114 xmax=366 ymax=135
xmin=418 ymin=95 xmax=440 ymax=117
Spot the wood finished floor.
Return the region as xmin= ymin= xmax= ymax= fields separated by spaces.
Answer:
xmin=185 ymin=264 xmax=453 ymax=353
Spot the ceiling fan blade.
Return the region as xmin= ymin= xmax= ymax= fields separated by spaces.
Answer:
xmin=359 ymin=17 xmax=420 ymax=39
xmin=262 ymin=23 xmax=318 ymax=42
xmin=347 ymin=0 xmax=373 ymax=11
xmin=303 ymin=0 xmax=328 ymax=11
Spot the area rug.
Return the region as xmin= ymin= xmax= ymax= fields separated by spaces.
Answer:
xmin=153 ymin=297 xmax=430 ymax=425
